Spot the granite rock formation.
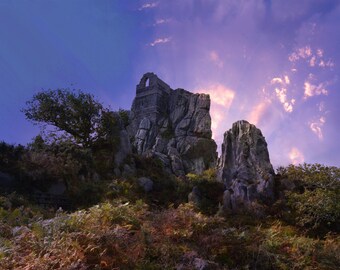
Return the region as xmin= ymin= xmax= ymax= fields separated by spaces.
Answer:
xmin=127 ymin=73 xmax=217 ymax=176
xmin=217 ymin=120 xmax=275 ymax=211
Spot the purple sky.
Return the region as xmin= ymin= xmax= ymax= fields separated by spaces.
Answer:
xmin=0 ymin=0 xmax=339 ymax=167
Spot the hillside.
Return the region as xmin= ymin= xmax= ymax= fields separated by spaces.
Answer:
xmin=0 ymin=73 xmax=339 ymax=269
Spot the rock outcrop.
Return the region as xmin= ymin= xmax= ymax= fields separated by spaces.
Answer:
xmin=127 ymin=73 xmax=217 ymax=176
xmin=217 ymin=120 xmax=275 ymax=211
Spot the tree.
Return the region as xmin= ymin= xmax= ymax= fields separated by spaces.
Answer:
xmin=22 ymin=89 xmax=116 ymax=148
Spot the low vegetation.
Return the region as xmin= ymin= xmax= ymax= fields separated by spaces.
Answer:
xmin=0 ymin=162 xmax=339 ymax=269
xmin=0 ymin=198 xmax=339 ymax=269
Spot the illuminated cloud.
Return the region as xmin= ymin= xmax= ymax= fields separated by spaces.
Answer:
xmin=316 ymin=49 xmax=323 ymax=57
xmin=139 ymin=2 xmax=158 ymax=11
xmin=319 ymin=59 xmax=335 ymax=68
xmin=309 ymin=116 xmax=326 ymax=140
xmin=288 ymin=46 xmax=312 ymax=62
xmin=301 ymin=46 xmax=312 ymax=58
xmin=199 ymin=83 xmax=235 ymax=108
xmin=289 ymin=46 xmax=334 ymax=69
xmin=149 ymin=37 xmax=171 ymax=46
xmin=210 ymin=106 xmax=224 ymax=138
xmin=284 ymin=75 xmax=290 ymax=84
xmin=289 ymin=147 xmax=304 ymax=165
xmin=309 ymin=56 xmax=316 ymax=67
xmin=304 ymin=81 xmax=328 ymax=99
xmin=209 ymin=51 xmax=223 ymax=68
xmin=248 ymin=101 xmax=270 ymax=126
xmin=270 ymin=75 xmax=295 ymax=113
xmin=271 ymin=77 xmax=283 ymax=84
xmin=195 ymin=84 xmax=235 ymax=146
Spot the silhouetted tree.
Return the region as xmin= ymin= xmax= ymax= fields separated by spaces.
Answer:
xmin=22 ymin=89 xmax=117 ymax=148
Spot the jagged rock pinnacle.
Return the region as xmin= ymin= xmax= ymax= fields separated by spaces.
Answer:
xmin=217 ymin=120 xmax=275 ymax=211
xmin=127 ymin=73 xmax=217 ymax=176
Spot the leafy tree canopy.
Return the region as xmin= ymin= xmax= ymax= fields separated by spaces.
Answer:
xmin=22 ymin=89 xmax=117 ymax=148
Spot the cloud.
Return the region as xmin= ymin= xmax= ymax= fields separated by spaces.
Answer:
xmin=209 ymin=51 xmax=223 ymax=68
xmin=304 ymin=81 xmax=328 ymax=99
xmin=270 ymin=75 xmax=295 ymax=113
xmin=195 ymin=83 xmax=235 ymax=145
xmin=316 ymin=49 xmax=323 ymax=57
xmin=149 ymin=37 xmax=171 ymax=46
xmin=271 ymin=77 xmax=284 ymax=84
xmin=288 ymin=46 xmax=312 ymax=62
xmin=153 ymin=18 xmax=171 ymax=26
xmin=319 ymin=59 xmax=334 ymax=68
xmin=309 ymin=116 xmax=326 ymax=140
xmin=139 ymin=2 xmax=158 ymax=11
xmin=309 ymin=56 xmax=316 ymax=67
xmin=289 ymin=147 xmax=304 ymax=165
xmin=318 ymin=101 xmax=325 ymax=112
xmin=289 ymin=46 xmax=335 ymax=69
xmin=248 ymin=101 xmax=270 ymax=126
xmin=202 ymin=83 xmax=235 ymax=108
xmin=210 ymin=106 xmax=224 ymax=137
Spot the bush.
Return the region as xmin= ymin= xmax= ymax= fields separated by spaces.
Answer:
xmin=186 ymin=169 xmax=224 ymax=214
xmin=0 ymin=142 xmax=25 ymax=176
xmin=278 ymin=163 xmax=340 ymax=232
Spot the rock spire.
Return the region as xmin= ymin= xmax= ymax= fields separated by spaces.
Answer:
xmin=127 ymin=73 xmax=217 ymax=176
xmin=217 ymin=120 xmax=275 ymax=211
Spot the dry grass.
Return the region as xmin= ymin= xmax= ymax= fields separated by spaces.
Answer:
xmin=0 ymin=200 xmax=339 ymax=269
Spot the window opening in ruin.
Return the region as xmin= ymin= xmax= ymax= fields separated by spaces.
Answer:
xmin=145 ymin=78 xmax=150 ymax=87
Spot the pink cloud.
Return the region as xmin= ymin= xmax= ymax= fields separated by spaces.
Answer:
xmin=201 ymin=83 xmax=235 ymax=107
xmin=304 ymin=81 xmax=328 ymax=99
xmin=270 ymin=75 xmax=295 ymax=113
xmin=309 ymin=116 xmax=326 ymax=140
xmin=209 ymin=50 xmax=223 ymax=68
xmin=248 ymin=101 xmax=270 ymax=126
xmin=289 ymin=147 xmax=304 ymax=165
xmin=195 ymin=84 xmax=235 ymax=149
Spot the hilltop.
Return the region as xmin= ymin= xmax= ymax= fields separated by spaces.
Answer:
xmin=0 ymin=73 xmax=339 ymax=269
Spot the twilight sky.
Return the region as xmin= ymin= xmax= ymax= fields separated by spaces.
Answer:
xmin=0 ymin=0 xmax=339 ymax=167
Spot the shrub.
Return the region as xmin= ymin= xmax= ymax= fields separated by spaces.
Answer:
xmin=186 ymin=169 xmax=224 ymax=214
xmin=278 ymin=163 xmax=340 ymax=232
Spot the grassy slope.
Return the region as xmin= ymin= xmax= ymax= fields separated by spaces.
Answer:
xmin=0 ymin=198 xmax=339 ymax=270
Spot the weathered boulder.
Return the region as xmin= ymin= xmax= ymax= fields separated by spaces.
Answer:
xmin=127 ymin=73 xmax=217 ymax=176
xmin=114 ymin=129 xmax=132 ymax=167
xmin=217 ymin=120 xmax=275 ymax=211
xmin=188 ymin=186 xmax=202 ymax=206
xmin=137 ymin=177 xmax=153 ymax=192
